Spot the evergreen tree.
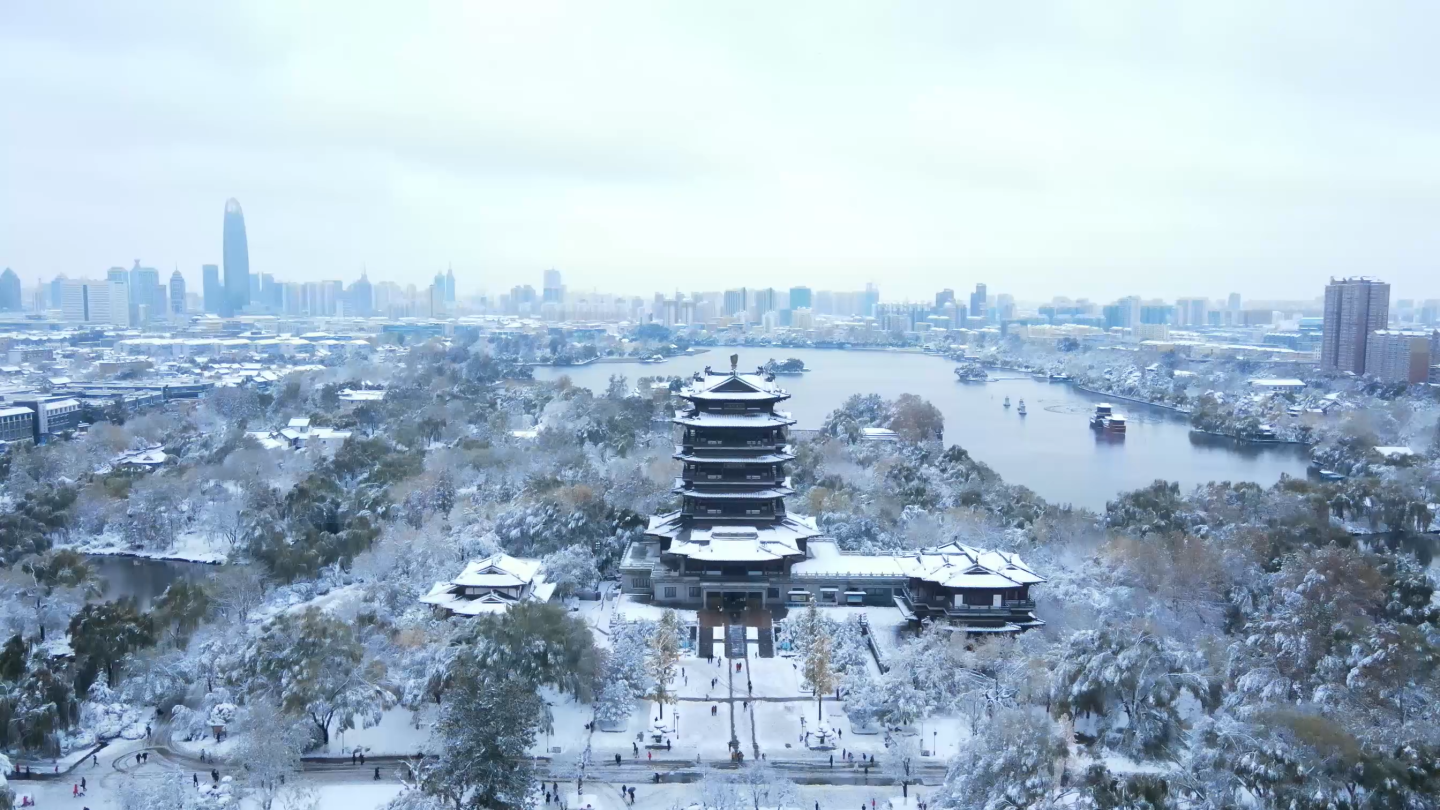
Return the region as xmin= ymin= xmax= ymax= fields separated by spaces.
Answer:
xmin=647 ymin=609 xmax=681 ymax=719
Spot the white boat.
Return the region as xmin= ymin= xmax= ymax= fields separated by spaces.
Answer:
xmin=1017 ymin=400 xmax=1027 ymax=416
xmin=1003 ymin=396 xmax=1011 ymax=409
xmin=1090 ymin=403 xmax=1125 ymax=432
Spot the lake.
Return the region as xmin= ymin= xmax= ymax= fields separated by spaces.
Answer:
xmin=87 ymin=555 xmax=218 ymax=609
xmin=533 ymin=348 xmax=1310 ymax=510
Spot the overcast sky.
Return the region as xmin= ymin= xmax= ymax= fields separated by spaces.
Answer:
xmin=3 ymin=1 xmax=1438 ymax=303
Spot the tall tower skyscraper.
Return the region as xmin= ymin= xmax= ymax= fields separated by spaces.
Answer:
xmin=169 ymin=269 xmax=187 ymax=315
xmin=445 ymin=266 xmax=456 ymax=303
xmin=222 ymin=198 xmax=250 ymax=317
xmin=1322 ymin=277 xmax=1390 ymax=374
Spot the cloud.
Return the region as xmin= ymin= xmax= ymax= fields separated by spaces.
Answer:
xmin=3 ymin=0 xmax=1439 ymax=301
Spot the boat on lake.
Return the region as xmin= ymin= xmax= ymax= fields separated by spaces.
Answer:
xmin=1017 ymin=400 xmax=1027 ymax=416
xmin=1090 ymin=403 xmax=1126 ymax=433
xmin=1048 ymin=373 xmax=1072 ymax=382
xmin=1003 ymin=396 xmax=1011 ymax=409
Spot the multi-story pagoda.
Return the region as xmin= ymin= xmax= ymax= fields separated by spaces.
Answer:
xmin=622 ymin=355 xmax=819 ymax=610
xmin=619 ymin=354 xmax=1046 ymax=634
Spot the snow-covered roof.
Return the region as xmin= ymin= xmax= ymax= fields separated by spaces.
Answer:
xmin=452 ymin=554 xmax=542 ymax=588
xmin=647 ymin=510 xmax=819 ymax=562
xmin=680 ymin=369 xmax=789 ymax=402
xmin=790 ymin=539 xmax=1046 ymax=590
xmin=419 ymin=554 xmax=555 ymax=616
xmin=679 ymin=483 xmax=794 ymax=500
xmin=673 ymin=411 xmax=796 ymax=428
xmin=672 ymin=449 xmax=795 ymax=465
xmin=113 ymin=444 xmax=169 ymax=467
xmin=1248 ymin=378 xmax=1306 ymax=388
xmin=1374 ymin=446 xmax=1416 ymax=459
xmin=667 ymin=525 xmax=808 ymax=563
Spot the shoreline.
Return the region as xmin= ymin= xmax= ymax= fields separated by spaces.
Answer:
xmin=1070 ymin=384 xmax=1192 ymax=415
xmin=1189 ymin=428 xmax=1311 ymax=447
xmin=73 ymin=547 xmax=226 ymax=565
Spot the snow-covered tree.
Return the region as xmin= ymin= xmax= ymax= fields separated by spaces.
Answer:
xmin=0 ymin=752 xmax=13 ymax=810
xmin=647 ymin=608 xmax=682 ymax=719
xmin=607 ymin=615 xmax=654 ymax=700
xmin=416 ymin=661 xmax=543 ymax=810
xmin=594 ymin=678 xmax=634 ymax=730
xmin=800 ymin=604 xmax=835 ymax=723
xmin=697 ymin=762 xmax=799 ymax=810
xmin=540 ymin=544 xmax=599 ymax=598
xmin=242 ymin=608 xmax=393 ymax=745
xmin=1050 ymin=624 xmax=1214 ymax=760
xmin=232 ymin=699 xmax=311 ymax=810
xmin=938 ymin=707 xmax=1066 ymax=810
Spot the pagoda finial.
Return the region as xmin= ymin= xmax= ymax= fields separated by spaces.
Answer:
xmin=729 ymin=353 xmax=738 ymax=374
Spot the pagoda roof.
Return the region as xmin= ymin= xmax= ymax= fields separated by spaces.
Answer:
xmin=646 ymin=512 xmax=819 ymax=562
xmin=673 ymin=411 xmax=796 ymax=429
xmin=673 ymin=449 xmax=795 ymax=464
xmin=675 ymin=481 xmax=794 ymax=499
xmin=681 ymin=371 xmax=789 ymax=402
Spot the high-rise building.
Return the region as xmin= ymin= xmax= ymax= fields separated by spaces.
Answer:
xmin=1364 ymin=330 xmax=1431 ymax=383
xmin=935 ymin=288 xmax=955 ymax=310
xmin=969 ymin=283 xmax=987 ymax=317
xmin=349 ymin=272 xmax=373 ymax=316
xmin=222 ymin=198 xmax=250 ymax=316
xmin=1175 ymin=297 xmax=1209 ymax=327
xmin=61 ymin=278 xmax=129 ymax=326
xmin=542 ymin=268 xmax=564 ymax=304
xmin=789 ymin=286 xmax=812 ymax=310
xmin=0 ymin=268 xmax=21 ymax=311
xmin=1227 ymin=292 xmax=1242 ymax=312
xmin=127 ymin=261 xmax=163 ymax=322
xmin=445 ymin=266 xmax=456 ymax=303
xmin=1322 ymin=277 xmax=1390 ymax=374
xmin=863 ymin=283 xmax=880 ymax=318
xmin=49 ymin=275 xmax=66 ymax=310
xmin=723 ymin=288 xmax=747 ymax=317
xmin=202 ymin=264 xmax=222 ymax=313
xmin=169 ymin=270 xmax=186 ymax=315
xmin=752 ymin=288 xmax=778 ymax=316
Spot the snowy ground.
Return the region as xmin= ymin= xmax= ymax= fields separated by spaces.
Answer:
xmin=10 ymin=776 xmax=404 ymax=810
xmin=62 ymin=528 xmax=229 ymax=564
xmin=323 ymin=705 xmax=438 ymax=758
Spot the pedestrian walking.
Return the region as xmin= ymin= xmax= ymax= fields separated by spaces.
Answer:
xmin=629 ymin=787 xmax=635 ymax=802
xmin=647 ymin=751 xmax=652 ymax=762
xmin=829 ymin=754 xmax=833 ymax=767
xmin=359 ymin=752 xmax=366 ymax=766
xmin=633 ymin=742 xmax=638 ymax=754
xmin=351 ymin=751 xmax=357 ymax=765
xmin=92 ymin=754 xmax=98 ymax=766
xmin=81 ymin=777 xmax=86 ymax=792
xmin=212 ymin=769 xmax=219 ymax=782
xmin=194 ymin=774 xmax=199 ymax=787
xmin=73 ymin=784 xmax=79 ymax=798
xmin=615 ymin=754 xmax=622 ymax=766
xmin=374 ymin=766 xmax=381 ymax=781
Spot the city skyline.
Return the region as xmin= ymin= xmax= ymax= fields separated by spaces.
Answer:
xmin=6 ymin=3 xmax=1440 ymax=301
